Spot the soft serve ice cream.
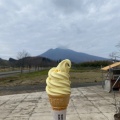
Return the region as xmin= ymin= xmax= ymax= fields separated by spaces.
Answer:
xmin=46 ymin=59 xmax=71 ymax=120
xmin=46 ymin=59 xmax=71 ymax=96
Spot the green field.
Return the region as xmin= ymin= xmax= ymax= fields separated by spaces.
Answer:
xmin=0 ymin=68 xmax=102 ymax=87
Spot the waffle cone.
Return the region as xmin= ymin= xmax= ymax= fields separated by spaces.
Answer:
xmin=48 ymin=94 xmax=70 ymax=110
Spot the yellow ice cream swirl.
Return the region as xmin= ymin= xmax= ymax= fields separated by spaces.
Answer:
xmin=46 ymin=59 xmax=71 ymax=96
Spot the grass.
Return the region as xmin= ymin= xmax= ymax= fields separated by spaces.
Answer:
xmin=70 ymin=71 xmax=102 ymax=83
xmin=0 ymin=69 xmax=48 ymax=86
xmin=0 ymin=68 xmax=103 ymax=87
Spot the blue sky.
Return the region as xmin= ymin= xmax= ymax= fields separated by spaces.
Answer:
xmin=0 ymin=0 xmax=120 ymax=60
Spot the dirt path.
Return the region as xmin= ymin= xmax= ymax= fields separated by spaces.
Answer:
xmin=0 ymin=82 xmax=102 ymax=96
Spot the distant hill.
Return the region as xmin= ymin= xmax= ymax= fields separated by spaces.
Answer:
xmin=9 ymin=58 xmax=17 ymax=62
xmin=9 ymin=56 xmax=57 ymax=67
xmin=0 ymin=56 xmax=57 ymax=68
xmin=40 ymin=48 xmax=108 ymax=63
xmin=0 ymin=58 xmax=9 ymax=67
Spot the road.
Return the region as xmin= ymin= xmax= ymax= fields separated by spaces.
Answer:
xmin=0 ymin=82 xmax=102 ymax=96
xmin=0 ymin=68 xmax=48 ymax=78
xmin=0 ymin=69 xmax=34 ymax=78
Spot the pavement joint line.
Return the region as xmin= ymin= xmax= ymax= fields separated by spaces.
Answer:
xmin=28 ymin=95 xmax=42 ymax=120
xmin=3 ymin=93 xmax=30 ymax=120
xmin=77 ymin=87 xmax=88 ymax=100
xmin=71 ymin=98 xmax=82 ymax=120
xmin=88 ymin=97 xmax=110 ymax=120
xmin=0 ymin=99 xmax=10 ymax=107
xmin=86 ymin=86 xmax=117 ymax=120
xmin=103 ymin=113 xmax=112 ymax=120
xmin=97 ymin=90 xmax=117 ymax=113
xmin=74 ymin=87 xmax=88 ymax=120
xmin=77 ymin=87 xmax=111 ymax=120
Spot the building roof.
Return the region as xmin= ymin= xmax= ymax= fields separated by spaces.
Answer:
xmin=101 ymin=62 xmax=120 ymax=71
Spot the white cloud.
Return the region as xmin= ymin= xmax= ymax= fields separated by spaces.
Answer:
xmin=0 ymin=0 xmax=120 ymax=59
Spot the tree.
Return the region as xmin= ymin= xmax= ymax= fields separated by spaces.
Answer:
xmin=0 ymin=58 xmax=10 ymax=68
xmin=109 ymin=42 xmax=120 ymax=62
xmin=9 ymin=58 xmax=17 ymax=70
xmin=109 ymin=52 xmax=118 ymax=61
xmin=17 ymin=50 xmax=30 ymax=73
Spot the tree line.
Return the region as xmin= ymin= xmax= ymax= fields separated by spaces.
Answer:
xmin=0 ymin=50 xmax=57 ymax=73
xmin=73 ymin=60 xmax=113 ymax=69
xmin=0 ymin=58 xmax=114 ymax=72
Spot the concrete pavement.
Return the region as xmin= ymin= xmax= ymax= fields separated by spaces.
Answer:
xmin=0 ymin=85 xmax=119 ymax=120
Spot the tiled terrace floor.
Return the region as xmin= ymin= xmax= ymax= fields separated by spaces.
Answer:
xmin=0 ymin=85 xmax=119 ymax=120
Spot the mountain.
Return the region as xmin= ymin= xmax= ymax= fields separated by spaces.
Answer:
xmin=39 ymin=48 xmax=108 ymax=63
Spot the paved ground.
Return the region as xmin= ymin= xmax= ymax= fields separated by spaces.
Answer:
xmin=0 ymin=85 xmax=119 ymax=120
